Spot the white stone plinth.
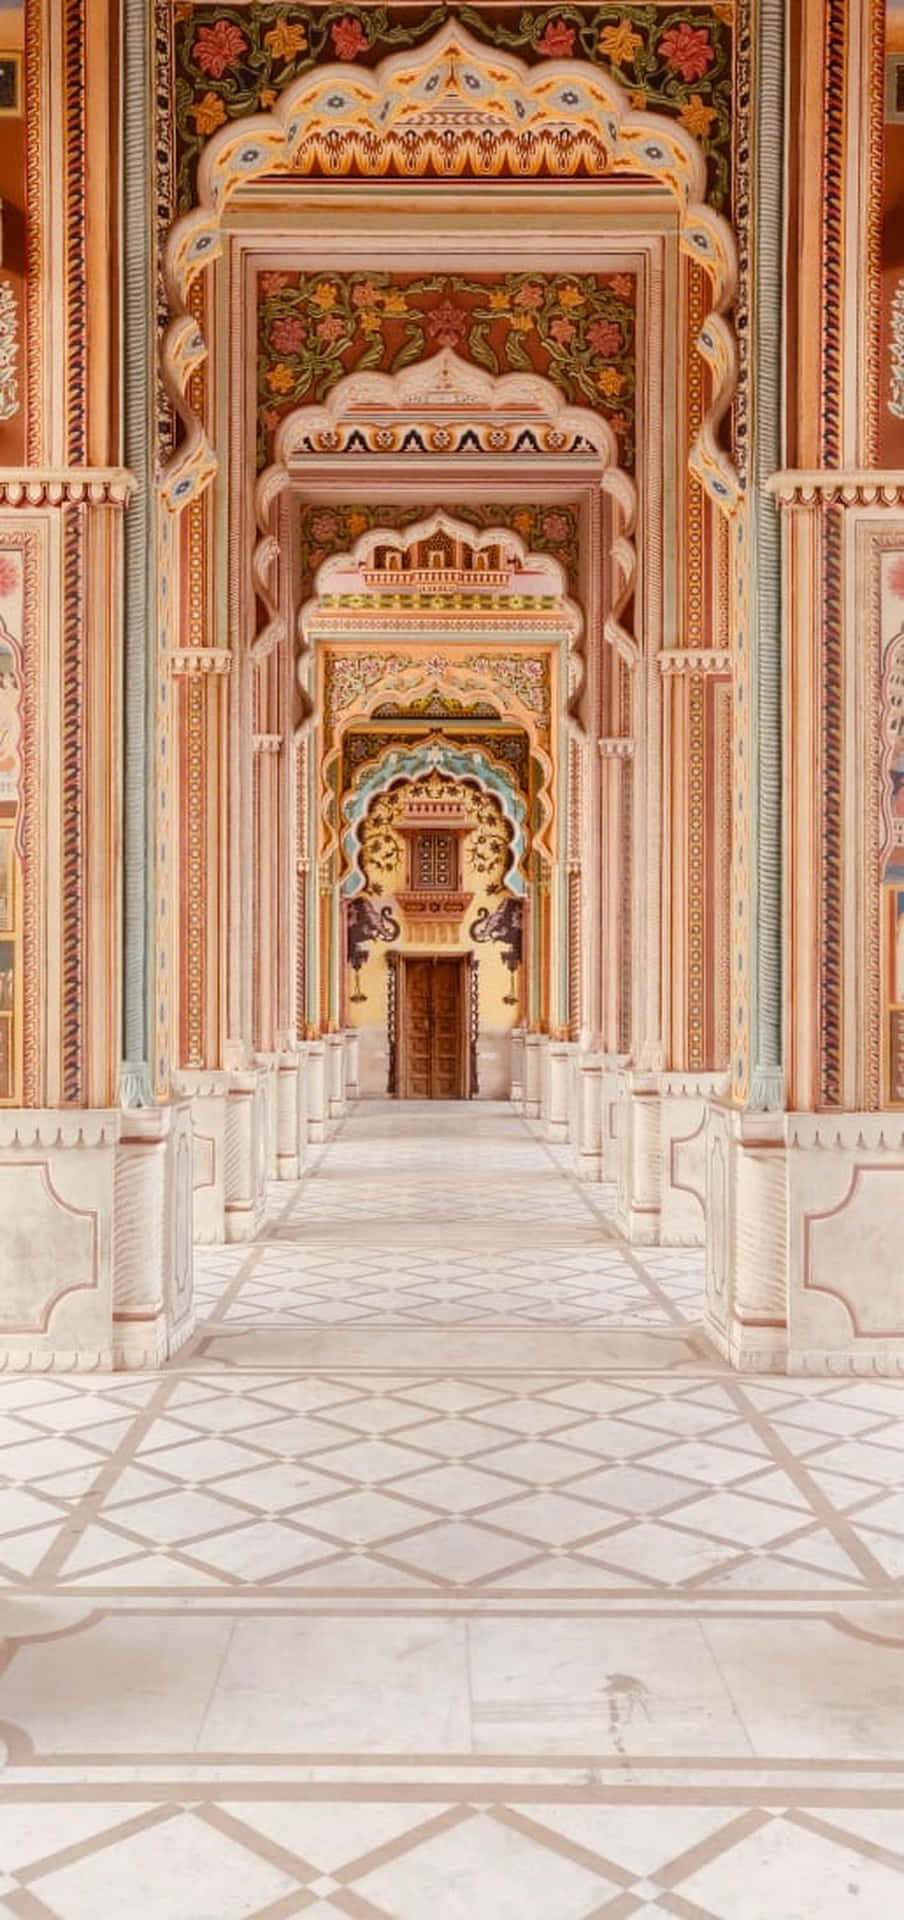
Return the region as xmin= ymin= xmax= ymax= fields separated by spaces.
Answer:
xmin=307 ymin=1039 xmax=327 ymax=1143
xmin=0 ymin=1105 xmax=194 ymax=1372
xmin=113 ymin=1101 xmax=195 ymax=1368
xmin=706 ymin=1106 xmax=904 ymax=1375
xmin=573 ymin=1051 xmax=603 ymax=1179
xmin=600 ymin=1055 xmax=626 ymax=1181
xmin=175 ymin=1067 xmax=269 ymax=1244
xmin=257 ymin=1047 xmax=308 ymax=1182
xmin=344 ymin=1028 xmax=360 ymax=1100
xmin=523 ymin=1033 xmax=542 ymax=1119
xmin=617 ymin=1070 xmax=727 ymax=1244
xmin=0 ymin=1110 xmax=119 ymax=1368
xmin=326 ymin=1033 xmax=346 ymax=1120
xmin=545 ymin=1042 xmax=572 ymax=1144
xmin=509 ymin=1027 xmax=525 ymax=1108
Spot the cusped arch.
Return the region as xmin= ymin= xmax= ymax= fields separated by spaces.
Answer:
xmin=319 ymin=628 xmax=557 ymax=866
xmin=253 ymin=356 xmax=634 ymax=690
xmin=341 ymin=739 xmax=530 ymax=899
xmin=162 ymin=22 xmax=739 ymax=514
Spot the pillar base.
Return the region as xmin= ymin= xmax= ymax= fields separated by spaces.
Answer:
xmin=523 ymin=1032 xmax=543 ymax=1119
xmin=175 ymin=1067 xmax=269 ymax=1243
xmin=255 ymin=1045 xmax=309 ymax=1182
xmin=616 ymin=1070 xmax=727 ymax=1244
xmin=0 ymin=1105 xmax=194 ymax=1371
xmin=544 ymin=1040 xmax=572 ymax=1144
xmin=571 ymin=1050 xmax=604 ymax=1180
xmin=706 ymin=1103 xmax=904 ymax=1374
xmin=326 ymin=1032 xmax=347 ymax=1121
xmin=509 ymin=1027 xmax=525 ymax=1108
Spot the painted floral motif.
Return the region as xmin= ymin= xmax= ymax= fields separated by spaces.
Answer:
xmin=657 ymin=22 xmax=714 ymax=82
xmin=299 ymin=502 xmax=582 ymax=596
xmin=191 ymin=19 xmax=248 ymax=77
xmin=173 ymin=7 xmax=733 ymax=212
xmin=259 ymin=271 xmax=636 ymax=468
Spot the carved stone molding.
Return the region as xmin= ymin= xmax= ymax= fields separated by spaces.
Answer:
xmin=657 ymin=649 xmax=733 ymax=675
xmin=253 ymin=733 xmax=282 ymax=755
xmin=0 ymin=1111 xmax=121 ymax=1149
xmin=598 ymin=736 xmax=635 ymax=759
xmin=169 ymin=648 xmax=232 ymax=677
xmin=768 ymin=470 xmax=904 ymax=509
xmin=0 ymin=468 xmax=136 ymax=508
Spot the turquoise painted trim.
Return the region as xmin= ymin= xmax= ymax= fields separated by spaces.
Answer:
xmin=340 ymin=741 xmax=528 ymax=898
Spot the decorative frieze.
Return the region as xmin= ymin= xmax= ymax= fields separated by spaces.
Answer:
xmin=768 ymin=471 xmax=904 ymax=509
xmin=657 ymin=650 xmax=732 ymax=675
xmin=169 ymin=647 xmax=231 ymax=676
xmin=0 ymin=469 xmax=136 ymax=507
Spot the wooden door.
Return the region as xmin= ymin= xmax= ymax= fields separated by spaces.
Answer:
xmin=432 ymin=959 xmax=463 ymax=1099
xmin=404 ymin=959 xmax=434 ymax=1098
xmin=400 ymin=957 xmax=466 ymax=1099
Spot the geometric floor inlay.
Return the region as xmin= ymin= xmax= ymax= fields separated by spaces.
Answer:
xmin=3 ymin=1099 xmax=904 ymax=1916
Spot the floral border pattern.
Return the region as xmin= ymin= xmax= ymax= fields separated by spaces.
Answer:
xmin=174 ymin=5 xmax=733 ymax=212
xmin=261 ymin=270 xmax=636 ymax=469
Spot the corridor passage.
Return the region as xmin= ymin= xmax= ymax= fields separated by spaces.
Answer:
xmin=3 ymin=1103 xmax=904 ymax=1916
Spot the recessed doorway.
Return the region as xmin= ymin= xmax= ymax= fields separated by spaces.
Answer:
xmin=396 ymin=954 xmax=472 ymax=1100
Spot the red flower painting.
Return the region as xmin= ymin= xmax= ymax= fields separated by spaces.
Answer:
xmin=587 ymin=317 xmax=623 ymax=355
xmin=331 ymin=16 xmax=369 ymax=61
xmin=270 ymin=316 xmax=306 ymax=355
xmin=192 ymin=21 xmax=248 ymax=78
xmin=537 ymin=20 xmax=576 ymax=57
xmin=425 ymin=300 xmax=468 ymax=348
xmin=658 ymin=24 xmax=715 ymax=83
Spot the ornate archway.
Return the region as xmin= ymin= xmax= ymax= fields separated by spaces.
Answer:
xmin=161 ymin=22 xmax=739 ymax=512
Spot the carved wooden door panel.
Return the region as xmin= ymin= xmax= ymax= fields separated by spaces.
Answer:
xmin=432 ymin=959 xmax=463 ymax=1099
xmin=400 ymin=957 xmax=466 ymax=1098
xmin=405 ymin=959 xmax=434 ymax=1098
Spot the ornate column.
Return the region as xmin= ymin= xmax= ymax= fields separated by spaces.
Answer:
xmin=705 ymin=1 xmax=904 ymax=1372
xmin=0 ymin=0 xmax=193 ymax=1369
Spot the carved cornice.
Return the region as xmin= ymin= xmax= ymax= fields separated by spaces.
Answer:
xmin=598 ymin=737 xmax=635 ymax=758
xmin=657 ymin=649 xmax=732 ymax=675
xmin=0 ymin=1111 xmax=121 ymax=1148
xmin=169 ymin=648 xmax=232 ymax=676
xmin=768 ymin=470 xmax=904 ymax=509
xmin=308 ymin=614 xmax=565 ymax=639
xmin=0 ymin=468 xmax=137 ymax=508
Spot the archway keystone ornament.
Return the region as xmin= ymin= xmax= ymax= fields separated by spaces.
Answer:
xmin=161 ymin=23 xmax=739 ymax=513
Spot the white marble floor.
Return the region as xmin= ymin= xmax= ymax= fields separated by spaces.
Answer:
xmin=3 ymin=1101 xmax=904 ymax=1917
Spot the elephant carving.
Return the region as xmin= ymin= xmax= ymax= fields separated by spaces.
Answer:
xmin=469 ymin=896 xmax=523 ymax=974
xmin=347 ymin=897 xmax=400 ymax=972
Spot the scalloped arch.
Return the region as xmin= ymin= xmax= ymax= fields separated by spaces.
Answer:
xmin=162 ymin=22 xmax=739 ymax=514
xmin=340 ymin=739 xmax=530 ymax=899
xmin=317 ymin=630 xmax=557 ymax=870
xmin=252 ymin=356 xmax=635 ymax=692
